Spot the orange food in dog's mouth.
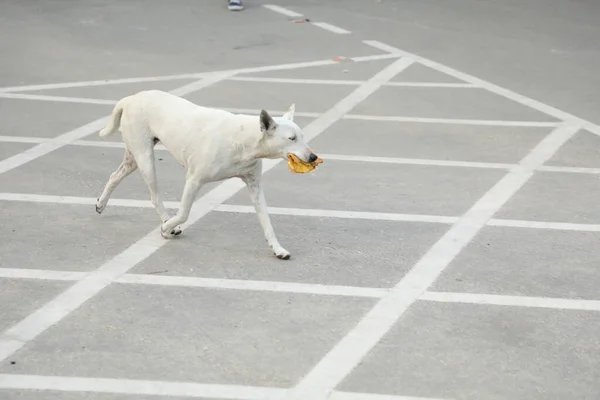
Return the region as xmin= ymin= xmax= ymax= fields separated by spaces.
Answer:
xmin=287 ymin=154 xmax=323 ymax=174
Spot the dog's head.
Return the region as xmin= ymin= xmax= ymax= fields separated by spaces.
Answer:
xmin=259 ymin=104 xmax=318 ymax=163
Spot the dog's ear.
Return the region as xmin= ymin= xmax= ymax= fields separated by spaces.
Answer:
xmin=260 ymin=109 xmax=277 ymax=135
xmin=282 ymin=103 xmax=295 ymax=121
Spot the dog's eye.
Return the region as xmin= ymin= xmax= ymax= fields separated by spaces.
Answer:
xmin=289 ymin=136 xmax=297 ymax=141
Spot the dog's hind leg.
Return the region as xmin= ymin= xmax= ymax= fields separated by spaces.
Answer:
xmin=160 ymin=175 xmax=203 ymax=238
xmin=128 ymin=141 xmax=180 ymax=235
xmin=96 ymin=149 xmax=137 ymax=214
xmin=242 ymin=163 xmax=290 ymax=260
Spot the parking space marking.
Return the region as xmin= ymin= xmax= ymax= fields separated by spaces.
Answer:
xmin=331 ymin=392 xmax=452 ymax=400
xmin=0 ymin=116 xmax=109 ymax=175
xmin=0 ymin=57 xmax=414 ymax=367
xmin=117 ymin=274 xmax=389 ymax=298
xmin=216 ymin=204 xmax=457 ymax=224
xmin=0 ymin=374 xmax=451 ymax=400
xmin=362 ymin=40 xmax=600 ymax=137
xmin=262 ymin=4 xmax=304 ymax=18
xmin=537 ymin=165 xmax=600 ymax=174
xmin=4 ymin=262 xmax=600 ymax=314
xmin=488 ymin=219 xmax=600 ymax=232
xmin=0 ymin=75 xmax=200 ymax=94
xmin=1 ymin=78 xmax=479 ymax=98
xmin=0 ymin=374 xmax=286 ymax=400
xmin=0 ymin=53 xmax=400 ymax=94
xmin=387 ymin=82 xmax=476 ymax=88
xmin=343 ymin=115 xmax=560 ymax=127
xmin=320 ymin=154 xmax=514 ymax=170
xmin=311 ymin=22 xmax=352 ymax=35
xmin=421 ymin=291 xmax=600 ymax=312
xmin=0 ymin=104 xmax=559 ymax=126
xmin=229 ymin=76 xmax=361 ymax=85
xmin=6 ymin=192 xmax=600 ymax=232
xmin=0 ymin=92 xmax=116 ymax=105
xmin=286 ymin=124 xmax=581 ymax=399
xmin=0 ymin=136 xmax=46 ymax=144
xmin=0 ymin=192 xmax=179 ymax=209
xmin=4 ymin=263 xmax=600 ymax=313
xmin=5 ymin=134 xmax=600 ymax=176
xmin=0 ymin=268 xmax=85 ymax=281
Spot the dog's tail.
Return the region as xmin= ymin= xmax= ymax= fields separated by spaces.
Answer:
xmin=99 ymin=97 xmax=127 ymax=137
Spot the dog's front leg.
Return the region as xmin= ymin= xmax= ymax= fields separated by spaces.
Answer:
xmin=242 ymin=169 xmax=290 ymax=260
xmin=161 ymin=176 xmax=203 ymax=239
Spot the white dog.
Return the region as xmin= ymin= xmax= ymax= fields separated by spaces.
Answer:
xmin=95 ymin=90 xmax=319 ymax=260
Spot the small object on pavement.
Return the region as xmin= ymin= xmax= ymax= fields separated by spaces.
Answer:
xmin=228 ymin=0 xmax=243 ymax=11
xmin=287 ymin=154 xmax=324 ymax=174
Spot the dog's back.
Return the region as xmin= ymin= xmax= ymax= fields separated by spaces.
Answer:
xmin=99 ymin=90 xmax=262 ymax=171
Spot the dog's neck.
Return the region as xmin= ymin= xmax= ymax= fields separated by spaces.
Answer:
xmin=230 ymin=116 xmax=273 ymax=161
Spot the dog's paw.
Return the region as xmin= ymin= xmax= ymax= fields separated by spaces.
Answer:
xmin=160 ymin=224 xmax=182 ymax=239
xmin=274 ymin=247 xmax=291 ymax=260
xmin=95 ymin=199 xmax=105 ymax=214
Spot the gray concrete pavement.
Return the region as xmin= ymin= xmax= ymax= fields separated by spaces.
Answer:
xmin=1 ymin=1 xmax=600 ymax=400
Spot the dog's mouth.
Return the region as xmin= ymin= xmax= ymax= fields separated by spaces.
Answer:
xmin=286 ymin=153 xmax=323 ymax=174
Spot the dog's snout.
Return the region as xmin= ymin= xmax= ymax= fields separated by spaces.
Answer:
xmin=308 ymin=153 xmax=318 ymax=163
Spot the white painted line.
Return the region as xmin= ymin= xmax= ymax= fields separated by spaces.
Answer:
xmin=0 ymin=192 xmax=181 ymax=209
xmin=331 ymin=392 xmax=452 ymax=400
xmin=0 ymin=268 xmax=85 ymax=281
xmin=0 ymin=74 xmax=231 ymax=176
xmin=362 ymin=41 xmax=600 ymax=136
xmin=219 ymin=55 xmax=401 ymax=80
xmin=0 ymin=57 xmax=413 ymax=365
xmin=7 ymin=191 xmax=600 ymax=233
xmin=351 ymin=53 xmax=403 ymax=62
xmin=0 ymin=53 xmax=400 ymax=94
xmin=421 ymin=291 xmax=600 ymax=312
xmin=0 ymin=75 xmax=200 ymax=93
xmin=311 ymin=22 xmax=351 ymax=35
xmin=0 ymin=266 xmax=387 ymax=298
xmin=229 ymin=76 xmax=361 ymax=85
xmin=320 ymin=154 xmax=514 ymax=170
xmin=0 ymin=374 xmax=286 ymax=400
xmin=0 ymin=136 xmax=46 ymax=144
xmin=0 ymin=374 xmax=447 ymax=400
xmin=488 ymin=219 xmax=600 ymax=232
xmin=0 ymin=341 xmax=24 ymax=365
xmin=538 ymin=165 xmax=600 ymax=174
xmin=362 ymin=40 xmax=406 ymax=55
xmin=117 ymin=274 xmax=388 ymax=299
xmin=230 ymin=76 xmax=476 ymax=88
xmin=0 ymin=59 xmax=332 ymax=93
xmin=208 ymin=108 xmax=322 ymax=119
xmin=73 ymin=140 xmax=129 ymax=149
xmin=216 ymin=112 xmax=558 ymax=128
xmin=0 ymin=117 xmax=109 ymax=175
xmin=8 ymin=135 xmax=600 ymax=175
xmin=342 ymin=114 xmax=560 ymax=127
xmin=0 ymin=92 xmax=116 ymax=105
xmin=286 ymin=124 xmax=581 ymax=400
xmin=387 ymin=82 xmax=477 ymax=88
xmin=216 ymin=204 xmax=458 ymax=225
xmin=262 ymin=4 xmax=304 ymax=18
